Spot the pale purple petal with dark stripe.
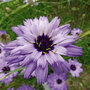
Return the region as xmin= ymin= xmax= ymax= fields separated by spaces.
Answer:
xmin=11 ymin=27 xmax=24 ymax=36
xmin=24 ymin=61 xmax=37 ymax=79
xmin=65 ymin=45 xmax=82 ymax=57
xmin=35 ymin=63 xmax=48 ymax=84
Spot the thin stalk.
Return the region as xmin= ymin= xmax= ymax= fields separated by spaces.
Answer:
xmin=76 ymin=30 xmax=90 ymax=41
xmin=0 ymin=66 xmax=25 ymax=81
xmin=38 ymin=1 xmax=67 ymax=4
xmin=0 ymin=3 xmax=30 ymax=25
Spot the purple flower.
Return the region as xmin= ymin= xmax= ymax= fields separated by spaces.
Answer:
xmin=34 ymin=2 xmax=38 ymax=6
xmin=0 ymin=30 xmax=6 ymax=36
xmin=24 ymin=0 xmax=28 ymax=3
xmin=5 ymin=16 xmax=82 ymax=84
xmin=8 ymin=83 xmax=35 ymax=90
xmin=47 ymin=73 xmax=68 ymax=90
xmin=1 ymin=0 xmax=8 ymax=2
xmin=8 ymin=88 xmax=14 ymax=90
xmin=68 ymin=59 xmax=83 ymax=77
xmin=0 ymin=30 xmax=11 ymax=44
xmin=71 ymin=28 xmax=82 ymax=36
xmin=0 ymin=59 xmax=18 ymax=85
xmin=0 ymin=43 xmax=18 ymax=85
xmin=24 ymin=0 xmax=38 ymax=6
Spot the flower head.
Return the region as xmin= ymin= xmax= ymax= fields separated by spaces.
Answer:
xmin=68 ymin=59 xmax=83 ymax=77
xmin=5 ymin=16 xmax=82 ymax=84
xmin=0 ymin=43 xmax=18 ymax=85
xmin=24 ymin=0 xmax=38 ymax=6
xmin=8 ymin=88 xmax=14 ymax=90
xmin=0 ymin=30 xmax=7 ymax=40
xmin=24 ymin=0 xmax=28 ymax=3
xmin=0 ymin=59 xmax=18 ymax=85
xmin=71 ymin=28 xmax=82 ymax=36
xmin=47 ymin=73 xmax=68 ymax=90
xmin=1 ymin=0 xmax=8 ymax=2
xmin=0 ymin=30 xmax=11 ymax=44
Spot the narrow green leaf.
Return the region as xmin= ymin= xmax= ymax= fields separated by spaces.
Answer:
xmin=38 ymin=1 xmax=67 ymax=4
xmin=0 ymin=3 xmax=30 ymax=25
xmin=76 ymin=30 xmax=90 ymax=41
xmin=0 ymin=66 xmax=25 ymax=81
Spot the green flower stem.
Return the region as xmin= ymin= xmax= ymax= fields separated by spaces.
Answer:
xmin=38 ymin=1 xmax=67 ymax=4
xmin=0 ymin=3 xmax=30 ymax=25
xmin=76 ymin=30 xmax=90 ymax=41
xmin=0 ymin=66 xmax=25 ymax=81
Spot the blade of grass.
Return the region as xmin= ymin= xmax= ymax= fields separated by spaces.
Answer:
xmin=0 ymin=3 xmax=30 ymax=25
xmin=0 ymin=66 xmax=25 ymax=81
xmin=76 ymin=30 xmax=90 ymax=41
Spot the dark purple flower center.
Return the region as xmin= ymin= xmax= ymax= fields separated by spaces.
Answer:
xmin=2 ymin=66 xmax=10 ymax=74
xmin=34 ymin=34 xmax=54 ymax=55
xmin=56 ymin=79 xmax=62 ymax=84
xmin=76 ymin=32 xmax=79 ymax=35
xmin=88 ymin=43 xmax=90 ymax=46
xmin=0 ymin=48 xmax=1 ymax=53
xmin=70 ymin=65 xmax=76 ymax=71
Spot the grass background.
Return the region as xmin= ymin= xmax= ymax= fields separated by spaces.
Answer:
xmin=0 ymin=0 xmax=90 ymax=90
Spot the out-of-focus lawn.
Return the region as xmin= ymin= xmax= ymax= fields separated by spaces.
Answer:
xmin=0 ymin=0 xmax=90 ymax=90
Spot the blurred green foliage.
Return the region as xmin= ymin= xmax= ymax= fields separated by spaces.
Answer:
xmin=0 ymin=0 xmax=90 ymax=90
